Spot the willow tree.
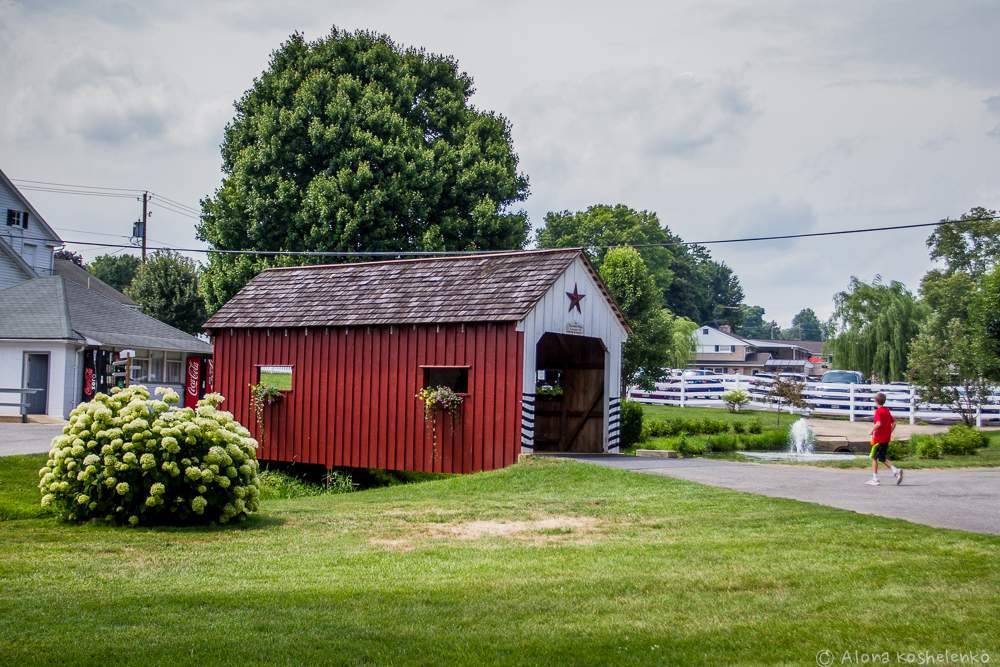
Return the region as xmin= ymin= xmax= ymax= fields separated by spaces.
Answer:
xmin=827 ymin=277 xmax=928 ymax=381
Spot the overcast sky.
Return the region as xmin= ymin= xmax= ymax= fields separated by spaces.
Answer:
xmin=2 ymin=0 xmax=999 ymax=325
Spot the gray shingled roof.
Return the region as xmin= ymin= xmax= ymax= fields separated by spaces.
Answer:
xmin=54 ymin=259 xmax=136 ymax=306
xmin=0 ymin=275 xmax=211 ymax=353
xmin=205 ymin=248 xmax=623 ymax=329
xmin=0 ymin=276 xmax=79 ymax=340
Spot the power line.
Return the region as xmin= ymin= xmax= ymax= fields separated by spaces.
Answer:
xmin=150 ymin=193 xmax=200 ymax=214
xmin=6 ymin=214 xmax=997 ymax=258
xmin=669 ymin=217 xmax=1000 ymax=247
xmin=11 ymin=178 xmax=143 ymax=193
xmin=16 ymin=186 xmax=137 ymax=199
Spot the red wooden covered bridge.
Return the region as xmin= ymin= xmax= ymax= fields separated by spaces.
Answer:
xmin=204 ymin=249 xmax=630 ymax=473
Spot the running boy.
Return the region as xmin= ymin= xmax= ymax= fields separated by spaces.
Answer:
xmin=867 ymin=392 xmax=903 ymax=486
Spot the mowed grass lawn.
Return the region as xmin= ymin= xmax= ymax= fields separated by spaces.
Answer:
xmin=640 ymin=403 xmax=801 ymax=430
xmin=2 ymin=455 xmax=999 ymax=665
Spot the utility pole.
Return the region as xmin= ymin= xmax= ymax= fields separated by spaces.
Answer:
xmin=141 ymin=191 xmax=149 ymax=261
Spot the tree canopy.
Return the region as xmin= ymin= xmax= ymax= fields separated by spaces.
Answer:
xmin=598 ymin=247 xmax=696 ymax=391
xmin=788 ymin=308 xmax=824 ymax=341
xmin=198 ymin=28 xmax=530 ymax=313
xmin=86 ymin=254 xmax=141 ymax=293
xmin=54 ymin=249 xmax=83 ymax=267
xmin=126 ymin=251 xmax=207 ymax=335
xmin=536 ymin=204 xmax=743 ymax=323
xmin=926 ymin=206 xmax=1000 ymax=278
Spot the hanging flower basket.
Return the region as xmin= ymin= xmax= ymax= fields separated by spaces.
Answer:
xmin=416 ymin=385 xmax=464 ymax=419
xmin=249 ymin=383 xmax=283 ymax=436
xmin=415 ymin=385 xmax=464 ymax=463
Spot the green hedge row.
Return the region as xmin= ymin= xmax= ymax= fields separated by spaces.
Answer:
xmin=642 ymin=416 xmax=764 ymax=439
xmin=644 ymin=430 xmax=788 ymax=456
xmin=902 ymin=425 xmax=989 ymax=459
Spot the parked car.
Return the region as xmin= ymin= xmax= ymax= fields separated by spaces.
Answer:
xmin=820 ymin=370 xmax=864 ymax=384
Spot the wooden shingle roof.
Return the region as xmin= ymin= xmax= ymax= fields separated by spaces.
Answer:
xmin=204 ymin=248 xmax=624 ymax=329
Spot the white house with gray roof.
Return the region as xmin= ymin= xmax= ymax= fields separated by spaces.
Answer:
xmin=0 ymin=168 xmax=212 ymax=419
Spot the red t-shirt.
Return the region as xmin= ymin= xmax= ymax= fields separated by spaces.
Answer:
xmin=873 ymin=406 xmax=895 ymax=443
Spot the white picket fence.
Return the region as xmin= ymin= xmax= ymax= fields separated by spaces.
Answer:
xmin=627 ymin=372 xmax=1000 ymax=426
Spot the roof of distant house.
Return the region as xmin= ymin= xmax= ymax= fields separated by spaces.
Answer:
xmin=747 ymin=338 xmax=825 ymax=355
xmin=204 ymin=248 xmax=629 ymax=330
xmin=0 ymin=275 xmax=211 ymax=353
xmin=53 ymin=258 xmax=136 ymax=307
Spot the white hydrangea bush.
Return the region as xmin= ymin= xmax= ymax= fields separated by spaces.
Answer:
xmin=38 ymin=385 xmax=261 ymax=526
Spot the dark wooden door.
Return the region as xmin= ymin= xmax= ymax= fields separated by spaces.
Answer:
xmin=24 ymin=353 xmax=49 ymax=414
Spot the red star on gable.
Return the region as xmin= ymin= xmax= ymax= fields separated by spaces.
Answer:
xmin=566 ymin=283 xmax=585 ymax=313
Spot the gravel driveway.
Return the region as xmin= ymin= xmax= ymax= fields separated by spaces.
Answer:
xmin=0 ymin=423 xmax=64 ymax=457
xmin=566 ymin=455 xmax=1000 ymax=536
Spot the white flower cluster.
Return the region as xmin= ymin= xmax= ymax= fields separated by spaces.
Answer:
xmin=38 ymin=385 xmax=261 ymax=526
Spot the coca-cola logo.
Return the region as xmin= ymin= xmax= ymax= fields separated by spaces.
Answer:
xmin=83 ymin=368 xmax=95 ymax=397
xmin=186 ymin=358 xmax=200 ymax=396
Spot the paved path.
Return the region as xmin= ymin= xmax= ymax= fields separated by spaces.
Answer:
xmin=0 ymin=423 xmax=63 ymax=457
xmin=567 ymin=455 xmax=1000 ymax=536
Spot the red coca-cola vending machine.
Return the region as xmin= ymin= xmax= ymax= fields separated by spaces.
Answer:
xmin=183 ymin=355 xmax=214 ymax=408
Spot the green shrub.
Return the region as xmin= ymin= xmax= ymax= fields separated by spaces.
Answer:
xmin=643 ymin=436 xmax=685 ymax=452
xmin=731 ymin=421 xmax=746 ymax=435
xmin=677 ymin=437 xmax=707 ymax=457
xmin=707 ymin=432 xmax=739 ymax=453
xmin=886 ymin=440 xmax=909 ymax=460
xmin=721 ymin=389 xmax=751 ymax=413
xmin=941 ymin=425 xmax=988 ymax=455
xmin=743 ymin=430 xmax=788 ymax=451
xmin=746 ymin=418 xmax=763 ymax=434
xmin=38 ymin=386 xmax=261 ymax=526
xmin=619 ymin=400 xmax=644 ymax=448
xmin=258 ymin=469 xmax=355 ymax=500
xmin=698 ymin=418 xmax=728 ymax=435
xmin=910 ymin=434 xmax=942 ymax=459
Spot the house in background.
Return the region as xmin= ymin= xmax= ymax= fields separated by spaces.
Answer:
xmin=690 ymin=325 xmax=821 ymax=377
xmin=0 ymin=168 xmax=212 ymax=419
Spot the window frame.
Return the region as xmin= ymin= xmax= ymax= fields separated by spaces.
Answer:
xmin=164 ymin=352 xmax=183 ymax=384
xmin=256 ymin=364 xmax=294 ymax=392
xmin=420 ymin=365 xmax=471 ymax=395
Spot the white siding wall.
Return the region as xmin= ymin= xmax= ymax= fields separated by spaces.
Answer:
xmin=0 ymin=178 xmax=58 ymax=277
xmin=517 ymin=257 xmax=629 ymax=452
xmin=0 ymin=340 xmax=80 ymax=418
xmin=0 ymin=251 xmax=32 ymax=288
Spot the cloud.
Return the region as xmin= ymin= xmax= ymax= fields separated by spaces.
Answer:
xmin=715 ymin=0 xmax=1000 ymax=87
xmin=985 ymin=95 xmax=1000 ymax=139
xmin=722 ymin=197 xmax=818 ymax=251
xmin=44 ymin=56 xmax=173 ymax=144
xmin=514 ymin=68 xmax=755 ymax=166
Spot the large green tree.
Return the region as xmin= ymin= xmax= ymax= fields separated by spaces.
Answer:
xmin=127 ymin=251 xmax=208 ymax=335
xmin=925 ymin=206 xmax=1000 ymax=278
xmin=787 ymin=308 xmax=823 ymax=341
xmin=87 ymin=254 xmax=141 ymax=293
xmin=536 ymin=204 xmax=742 ymax=322
xmin=827 ymin=277 xmax=928 ymax=381
xmin=598 ymin=247 xmax=696 ymax=391
xmin=198 ymin=28 xmax=530 ymax=312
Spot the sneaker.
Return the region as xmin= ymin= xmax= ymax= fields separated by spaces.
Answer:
xmin=865 ymin=479 xmax=880 ymax=486
xmin=895 ymin=469 xmax=904 ymax=485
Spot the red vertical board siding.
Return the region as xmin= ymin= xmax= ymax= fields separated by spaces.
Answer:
xmin=211 ymin=323 xmax=522 ymax=474
xmin=387 ymin=328 xmax=399 ymax=471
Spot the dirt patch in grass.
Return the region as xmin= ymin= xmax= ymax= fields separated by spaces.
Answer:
xmin=369 ymin=515 xmax=603 ymax=550
xmin=433 ymin=516 xmax=599 ymax=539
